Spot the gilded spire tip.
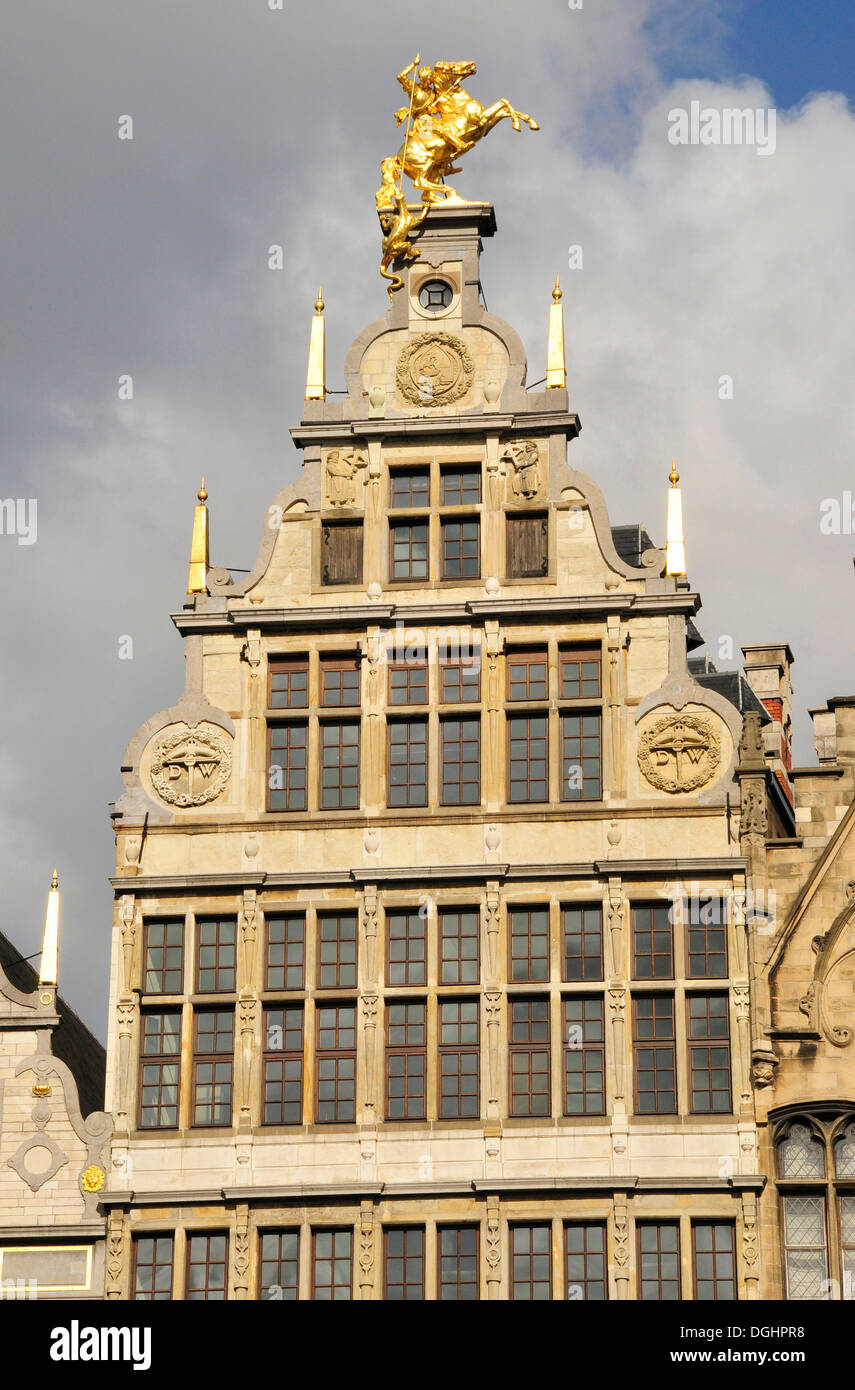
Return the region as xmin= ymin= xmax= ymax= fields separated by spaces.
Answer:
xmin=669 ymin=458 xmax=679 ymax=486
xmin=552 ymin=275 xmax=562 ymax=303
xmin=197 ymin=476 xmax=208 ymax=504
xmin=315 ymin=287 xmax=324 ymax=314
xmin=51 ymin=869 xmax=58 ymax=890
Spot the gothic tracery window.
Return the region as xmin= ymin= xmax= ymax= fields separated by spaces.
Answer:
xmin=776 ymin=1114 xmax=855 ymax=1300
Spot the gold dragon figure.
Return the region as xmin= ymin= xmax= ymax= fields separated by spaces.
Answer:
xmin=376 ymin=55 xmax=538 ymax=294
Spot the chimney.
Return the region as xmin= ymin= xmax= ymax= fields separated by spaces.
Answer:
xmin=809 ymin=704 xmax=837 ymax=764
xmin=741 ymin=643 xmax=794 ymax=799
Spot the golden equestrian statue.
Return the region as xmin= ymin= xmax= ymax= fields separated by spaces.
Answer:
xmin=376 ymin=55 xmax=538 ymax=295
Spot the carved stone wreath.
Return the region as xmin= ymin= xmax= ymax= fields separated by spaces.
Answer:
xmin=150 ymin=726 xmax=232 ymax=807
xmin=638 ymin=713 xmax=720 ymax=793
xmin=396 ymin=331 xmax=473 ymax=407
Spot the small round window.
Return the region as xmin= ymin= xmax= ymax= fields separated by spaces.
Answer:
xmin=418 ymin=279 xmax=453 ymax=312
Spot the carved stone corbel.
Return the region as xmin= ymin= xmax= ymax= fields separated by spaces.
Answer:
xmin=105 ymin=1208 xmax=127 ymax=1300
xmin=741 ymin=1190 xmax=759 ymax=1299
xmin=485 ymin=1194 xmax=501 ymax=1300
xmin=361 ymin=992 xmax=379 ymax=1118
xmin=485 ymin=991 xmax=502 ymax=1121
xmin=607 ymin=879 xmax=624 ymax=977
xmin=613 ymin=1194 xmax=630 ymax=1300
xmin=233 ymin=1204 xmax=250 ymax=1300
xmin=359 ymin=1200 xmax=376 ymax=1299
xmin=485 ymin=884 xmax=500 ymax=983
xmin=115 ymin=999 xmax=136 ymax=1132
xmin=240 ymin=890 xmax=258 ymax=988
xmin=362 ymin=885 xmax=379 ymax=985
xmin=608 ymin=987 xmax=627 ymax=1103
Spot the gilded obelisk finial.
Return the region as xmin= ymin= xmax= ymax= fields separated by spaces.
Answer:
xmin=39 ymin=869 xmax=60 ymax=988
xmin=376 ymin=57 xmax=539 ymax=292
xmin=665 ymin=459 xmax=686 ymax=577
xmin=187 ymin=478 xmax=210 ymax=595
xmin=546 ymin=276 xmax=566 ymax=389
xmin=305 ymin=288 xmax=326 ymax=400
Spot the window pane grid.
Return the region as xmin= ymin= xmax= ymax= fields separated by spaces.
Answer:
xmin=196 ymin=917 xmax=237 ymax=993
xmin=263 ymin=1006 xmax=303 ymax=1125
xmin=509 ymin=999 xmax=550 ymax=1117
xmin=441 ymin=467 xmax=481 ymax=506
xmin=562 ymin=905 xmax=603 ymax=981
xmin=638 ymin=1223 xmax=680 ymax=1300
xmin=507 ymin=653 xmax=548 ymax=701
xmin=688 ymin=994 xmax=731 ymax=1113
xmin=316 ymin=1005 xmax=356 ymax=1123
xmin=509 ymin=907 xmax=549 ymax=982
xmin=439 ymin=1000 xmax=480 ymax=1119
xmin=507 ymin=715 xmax=548 ymax=803
xmin=441 ymin=518 xmax=480 ymax=578
xmin=440 ymin=658 xmax=481 ymax=703
xmin=186 ymin=1234 xmax=228 ymax=1301
xmin=693 ymin=1223 xmax=736 ymax=1301
xmin=563 ymin=997 xmax=605 ymax=1116
xmin=386 ymin=1001 xmax=427 ymax=1119
xmin=441 ymin=716 xmax=481 ymax=805
xmin=133 ymin=1235 xmax=174 ymax=1301
xmin=320 ymin=659 xmax=360 ymax=707
xmin=390 ymin=470 xmax=429 ymax=509
xmin=439 ymin=1226 xmax=479 ymax=1300
xmin=565 ymin=1224 xmax=607 ymax=1300
xmin=632 ymin=904 xmax=674 ymax=979
xmin=312 ymin=1229 xmax=352 ymax=1300
xmin=560 ymin=649 xmax=602 ymax=699
xmin=387 ymin=719 xmax=428 ymax=807
xmin=318 ymin=912 xmax=358 ymax=989
xmin=511 ymin=1225 xmax=552 ymax=1300
xmin=440 ymin=908 xmax=480 ymax=985
xmin=268 ymin=723 xmax=308 ymax=811
xmin=633 ymin=996 xmax=676 ymax=1114
xmin=561 ymin=712 xmax=602 ymax=801
xmin=192 ymin=1009 xmax=234 ymax=1127
xmin=388 ymin=663 xmax=427 ymax=705
xmin=259 ymin=1231 xmax=299 ymax=1300
xmin=269 ymin=659 xmax=308 ymax=709
xmin=391 ymin=522 xmax=429 ymax=580
xmin=686 ymin=896 xmax=728 ymax=977
xmin=143 ymin=919 xmax=184 ymax=994
xmin=320 ymin=720 xmax=360 ymax=809
xmin=265 ymin=914 xmax=305 ymax=990
xmin=138 ymin=1011 xmax=181 ymax=1129
xmin=386 ymin=909 xmax=426 ymax=986
xmin=384 ymin=1227 xmax=425 ymax=1300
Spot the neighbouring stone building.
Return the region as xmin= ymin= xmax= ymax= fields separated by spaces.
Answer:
xmin=96 ymin=200 xmax=853 ymax=1301
xmin=0 ymin=899 xmax=112 ymax=1300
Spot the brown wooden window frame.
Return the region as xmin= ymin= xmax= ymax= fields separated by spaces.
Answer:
xmin=321 ymin=521 xmax=363 ymax=587
xmin=319 ymin=719 xmax=361 ymax=810
xmin=196 ymin=916 xmax=237 ymax=994
xmin=562 ymin=904 xmax=603 ymax=981
xmin=560 ymin=710 xmax=602 ymax=802
xmin=268 ymin=657 xmax=309 ymax=709
xmin=441 ymin=516 xmax=481 ymax=580
xmin=192 ymin=1008 xmax=234 ymax=1128
xmin=438 ymin=1225 xmax=480 ymax=1300
xmin=387 ymin=717 xmax=428 ymax=808
xmin=132 ymin=1233 xmax=174 ymax=1300
xmin=563 ymin=995 xmax=606 ymax=1116
xmin=560 ymin=646 xmax=602 ymax=699
xmin=384 ymin=1226 xmax=425 ymax=1300
xmin=510 ymin=1224 xmax=552 ymax=1300
xmin=385 ymin=1000 xmax=427 ymax=1120
xmin=317 ymin=911 xmax=358 ymax=989
xmin=138 ymin=1010 xmax=181 ymax=1130
xmin=265 ymin=913 xmax=306 ymax=990
xmin=440 ymin=714 xmax=481 ymax=806
xmin=692 ymin=1222 xmax=737 ymax=1301
xmin=438 ymin=998 xmax=480 ymax=1119
xmin=386 ymin=908 xmax=426 ymax=987
xmin=262 ymin=1003 xmax=304 ymax=1125
xmin=637 ymin=1222 xmax=681 ymax=1301
xmin=506 ymin=650 xmax=549 ymax=701
xmin=632 ymin=994 xmax=676 ymax=1115
xmin=507 ymin=713 xmax=549 ymax=804
xmin=388 ymin=661 xmax=428 ymax=706
xmin=268 ymin=721 xmax=309 ymax=812
xmin=439 ymin=907 xmax=480 ymax=985
xmin=390 ymin=468 xmax=430 ymax=509
xmin=509 ymin=905 xmax=550 ymax=983
xmin=687 ymin=992 xmax=732 ymax=1114
xmin=506 ymin=512 xmax=548 ymax=579
xmin=312 ymin=1228 xmax=353 ymax=1300
xmin=509 ymin=996 xmax=551 ymax=1118
xmin=564 ymin=1222 xmax=608 ymax=1301
xmin=390 ymin=519 xmax=429 ymax=582
xmin=320 ymin=656 xmax=361 ymax=708
xmin=632 ymin=903 xmax=674 ymax=980
xmin=185 ymin=1232 xmax=229 ymax=1301
xmin=258 ymin=1230 xmax=300 ymax=1301
xmin=441 ymin=465 xmax=482 ymax=507
xmin=315 ymin=1003 xmax=357 ymax=1124
xmin=440 ymin=655 xmax=481 ymax=703
xmin=686 ymin=896 xmax=728 ymax=978
xmin=143 ymin=918 xmax=184 ymax=995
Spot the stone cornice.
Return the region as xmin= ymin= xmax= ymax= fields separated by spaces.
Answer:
xmin=111 ymin=858 xmax=746 ymax=895
xmin=289 ymin=411 xmax=581 ymax=448
xmin=171 ymin=591 xmax=701 ymax=636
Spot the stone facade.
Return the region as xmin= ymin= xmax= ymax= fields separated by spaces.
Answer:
xmin=98 ymin=202 xmax=849 ymax=1301
xmin=0 ymin=933 xmax=111 ymax=1299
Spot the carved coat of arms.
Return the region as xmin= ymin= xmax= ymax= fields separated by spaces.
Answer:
xmin=638 ymin=713 xmax=720 ymax=793
xmin=396 ymin=331 xmax=473 ymax=406
xmin=150 ymin=726 xmax=232 ymax=807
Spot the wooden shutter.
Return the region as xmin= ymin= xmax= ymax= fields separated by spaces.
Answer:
xmin=322 ymin=523 xmax=363 ymax=585
xmin=507 ymin=515 xmax=547 ymax=578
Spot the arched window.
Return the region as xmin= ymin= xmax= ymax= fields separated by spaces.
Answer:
xmin=776 ymin=1114 xmax=855 ymax=1299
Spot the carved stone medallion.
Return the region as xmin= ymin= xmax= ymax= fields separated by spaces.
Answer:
xmin=150 ymin=726 xmax=232 ymax=807
xmin=638 ymin=713 xmax=720 ymax=793
xmin=396 ymin=331 xmax=473 ymax=407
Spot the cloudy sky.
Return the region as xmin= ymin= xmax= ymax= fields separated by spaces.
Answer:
xmin=1 ymin=0 xmax=853 ymax=1036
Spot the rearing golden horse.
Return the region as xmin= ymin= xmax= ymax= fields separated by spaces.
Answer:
xmin=376 ymin=58 xmax=539 ymax=208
